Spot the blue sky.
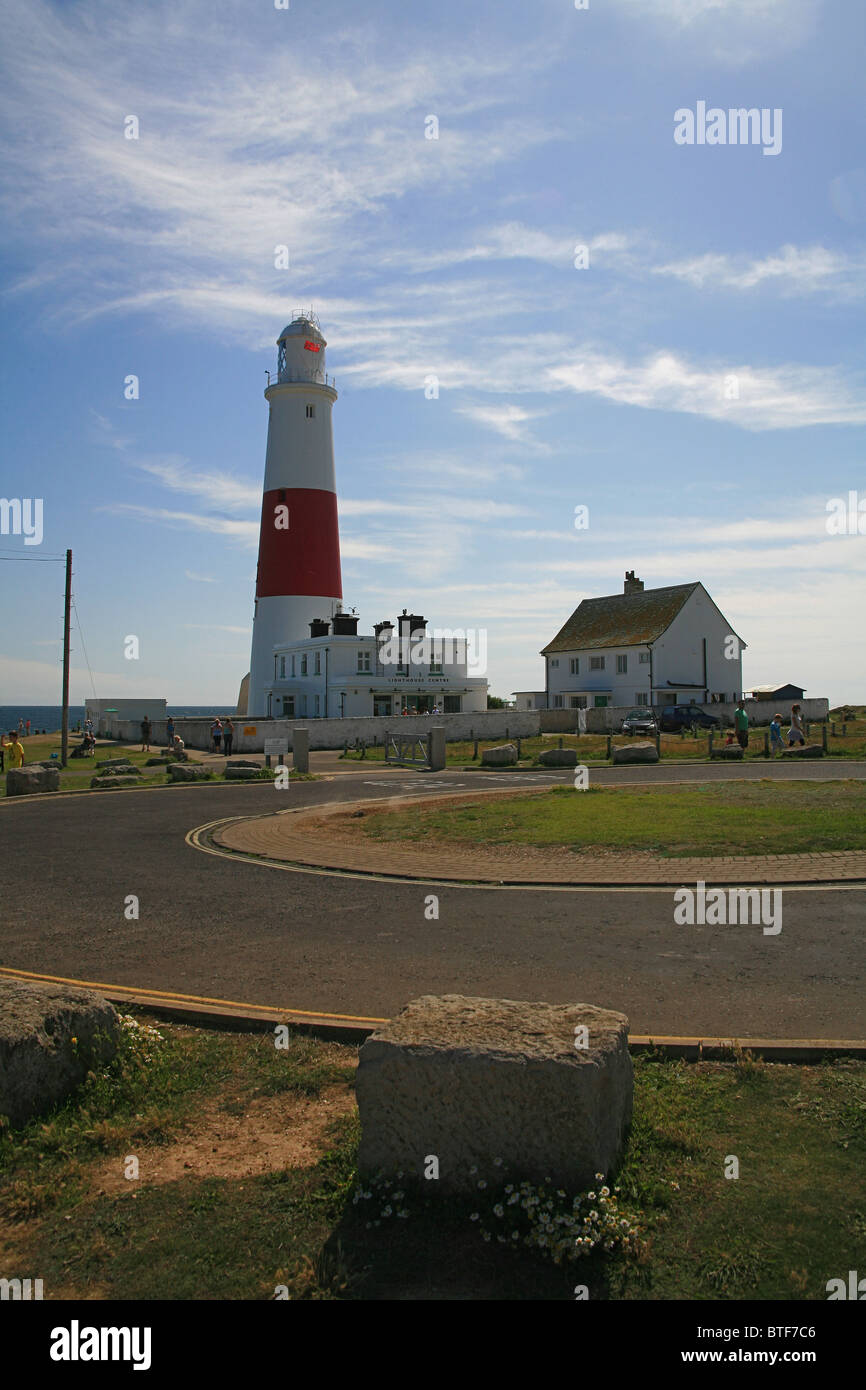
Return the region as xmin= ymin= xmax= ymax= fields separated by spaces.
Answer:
xmin=1 ymin=0 xmax=864 ymax=706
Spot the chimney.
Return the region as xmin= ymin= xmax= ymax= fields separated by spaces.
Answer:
xmin=624 ymin=570 xmax=644 ymax=595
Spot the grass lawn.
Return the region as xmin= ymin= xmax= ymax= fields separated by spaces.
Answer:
xmin=358 ymin=780 xmax=866 ymax=857
xmin=340 ymin=720 xmax=866 ymax=767
xmin=0 ymin=736 xmax=315 ymax=795
xmin=1 ymin=1016 xmax=862 ymax=1300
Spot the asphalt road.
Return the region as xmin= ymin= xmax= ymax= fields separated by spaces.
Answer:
xmin=2 ymin=762 xmax=864 ymax=1039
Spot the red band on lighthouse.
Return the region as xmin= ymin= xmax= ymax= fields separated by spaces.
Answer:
xmin=255 ymin=488 xmax=342 ymax=599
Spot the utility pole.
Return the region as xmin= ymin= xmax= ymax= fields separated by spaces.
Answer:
xmin=61 ymin=549 xmax=72 ymax=766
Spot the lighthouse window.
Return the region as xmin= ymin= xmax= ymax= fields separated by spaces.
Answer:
xmin=305 ymin=404 xmax=315 ymax=419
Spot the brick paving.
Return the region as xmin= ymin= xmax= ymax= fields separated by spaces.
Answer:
xmin=212 ymin=788 xmax=866 ymax=885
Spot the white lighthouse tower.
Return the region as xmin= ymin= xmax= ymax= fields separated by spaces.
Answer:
xmin=246 ymin=312 xmax=343 ymax=717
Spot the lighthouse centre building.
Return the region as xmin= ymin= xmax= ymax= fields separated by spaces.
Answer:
xmin=241 ymin=313 xmax=488 ymax=718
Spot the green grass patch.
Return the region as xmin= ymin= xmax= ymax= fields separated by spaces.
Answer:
xmin=2 ymin=1017 xmax=863 ymax=1300
xmin=358 ymin=780 xmax=866 ymax=856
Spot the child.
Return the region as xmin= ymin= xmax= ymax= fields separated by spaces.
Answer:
xmin=769 ymin=713 xmax=784 ymax=757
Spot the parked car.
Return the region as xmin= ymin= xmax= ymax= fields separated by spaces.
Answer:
xmin=657 ymin=703 xmax=721 ymax=733
xmin=621 ymin=707 xmax=658 ymax=736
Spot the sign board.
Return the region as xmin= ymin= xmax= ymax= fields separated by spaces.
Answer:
xmin=264 ymin=738 xmax=289 ymax=755
xmin=243 ymin=726 xmax=257 ymax=736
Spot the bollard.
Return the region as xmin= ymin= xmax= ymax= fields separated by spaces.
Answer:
xmin=292 ymin=728 xmax=310 ymax=775
xmin=343 ymin=740 xmax=348 ymax=756
xmin=360 ymin=740 xmax=366 ymax=760
xmin=831 ymin=722 xmax=836 ymax=736
xmin=606 ymin=734 xmax=612 ymax=759
xmin=656 ymin=732 xmax=661 ymax=759
xmin=428 ymin=726 xmax=446 ymax=772
xmin=709 ymin=731 xmax=714 ymax=756
xmin=516 ymin=737 xmax=522 ymax=758
xmin=473 ymin=739 xmax=479 ymax=759
xmin=822 ymin=722 xmax=828 ymax=752
xmin=265 ymin=753 xmax=272 ymax=769
xmin=842 ymin=723 xmax=847 ymax=737
xmin=764 ymin=730 xmax=769 ymax=757
xmin=558 ymin=737 xmax=563 ymax=750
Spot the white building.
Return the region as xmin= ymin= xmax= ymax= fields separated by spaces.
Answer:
xmin=85 ymin=698 xmax=167 ymax=735
xmin=515 ymin=572 xmax=745 ymax=711
xmin=262 ymin=608 xmax=488 ymax=719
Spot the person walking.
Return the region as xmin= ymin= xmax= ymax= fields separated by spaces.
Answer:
xmin=788 ymin=704 xmax=806 ymax=747
xmin=0 ymin=732 xmax=7 ymax=773
xmin=166 ymin=716 xmax=175 ymax=746
xmin=769 ymin=712 xmax=785 ymax=757
xmin=25 ymin=719 xmax=30 ymax=738
xmin=211 ymin=718 xmax=222 ymax=754
xmin=734 ymin=700 xmax=749 ymax=751
xmin=140 ymin=716 xmax=152 ymax=752
xmin=7 ymin=731 xmax=25 ymax=768
xmin=223 ymin=718 xmax=234 ymax=757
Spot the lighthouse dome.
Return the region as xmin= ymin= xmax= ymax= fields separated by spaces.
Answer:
xmin=275 ymin=310 xmax=327 ymax=384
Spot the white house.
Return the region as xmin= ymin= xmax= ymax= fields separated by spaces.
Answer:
xmin=515 ymin=572 xmax=745 ymax=711
xmin=263 ymin=607 xmax=488 ymax=719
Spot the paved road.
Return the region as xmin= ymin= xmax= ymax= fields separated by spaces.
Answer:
xmin=2 ymin=764 xmax=864 ymax=1039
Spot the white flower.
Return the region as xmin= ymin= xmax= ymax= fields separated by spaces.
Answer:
xmin=595 ymin=1172 xmax=604 ymax=1181
xmin=477 ymin=1179 xmax=487 ymax=1190
xmin=493 ymin=1157 xmax=503 ymax=1167
xmin=470 ymin=1212 xmax=479 ymax=1221
xmin=600 ymin=1186 xmax=610 ymax=1197
xmin=493 ymin=1204 xmax=504 ymax=1218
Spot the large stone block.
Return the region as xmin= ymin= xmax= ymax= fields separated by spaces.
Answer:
xmin=783 ymin=744 xmax=823 ymax=758
xmin=356 ymin=994 xmax=633 ymax=1194
xmin=90 ymin=775 xmax=142 ymax=789
xmin=612 ymin=740 xmax=658 ymax=765
xmin=538 ymin=748 xmax=578 ymax=767
xmin=710 ymin=745 xmax=744 ymax=760
xmin=481 ymin=743 xmax=518 ymax=767
xmin=168 ymin=763 xmax=213 ymax=781
xmin=5 ymin=766 xmax=60 ymax=796
xmin=0 ymin=980 xmax=120 ymax=1127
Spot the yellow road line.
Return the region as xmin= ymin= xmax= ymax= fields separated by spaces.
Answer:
xmin=0 ymin=967 xmax=387 ymax=1024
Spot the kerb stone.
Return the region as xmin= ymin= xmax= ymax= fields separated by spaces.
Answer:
xmin=356 ymin=994 xmax=633 ymax=1193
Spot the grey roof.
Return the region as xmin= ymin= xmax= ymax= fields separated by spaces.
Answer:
xmin=542 ymin=583 xmax=700 ymax=655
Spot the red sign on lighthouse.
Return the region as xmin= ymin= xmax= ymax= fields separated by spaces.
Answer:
xmin=303 ymin=340 xmax=320 ymax=352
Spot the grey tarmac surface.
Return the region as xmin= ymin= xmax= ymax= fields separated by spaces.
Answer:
xmin=1 ymin=761 xmax=864 ymax=1039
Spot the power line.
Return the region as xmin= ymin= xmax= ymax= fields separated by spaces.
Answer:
xmin=71 ymin=592 xmax=98 ymax=703
xmin=0 ymin=553 xmax=67 ymax=561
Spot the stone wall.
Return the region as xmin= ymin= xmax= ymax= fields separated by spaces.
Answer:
xmin=106 ymin=708 xmax=543 ymax=752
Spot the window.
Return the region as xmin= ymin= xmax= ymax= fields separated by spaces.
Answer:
xmin=590 ymin=656 xmax=605 ymax=671
xmin=300 ymin=694 xmax=307 ymax=715
xmin=553 ymin=694 xmax=563 ymax=708
xmin=314 ymin=651 xmax=321 ymax=675
xmin=300 ymin=654 xmax=307 ymax=676
xmin=635 ymin=692 xmax=648 ymax=706
xmin=444 ymin=695 xmax=461 ymax=713
xmin=594 ymin=695 xmax=608 ymax=708
xmin=314 ymin=694 xmax=320 ymax=716
xmin=305 ymin=404 xmax=315 ymax=419
xmin=282 ymin=696 xmax=295 ymax=717
xmin=550 ymin=659 xmax=559 ymax=668
xmin=291 ymin=654 xmax=296 ymax=677
xmin=639 ymin=651 xmax=650 ymax=664
xmin=616 ymin=654 xmax=628 ymax=674
xmin=570 ymin=658 xmax=579 ymax=675
xmin=357 ymin=649 xmax=371 ymax=673
xmin=429 ymin=659 xmax=442 ymax=674
xmin=280 ymin=656 xmax=286 ymax=678
xmin=569 ymin=696 xmax=584 ymax=708
xmin=373 ymin=695 xmax=391 ymax=717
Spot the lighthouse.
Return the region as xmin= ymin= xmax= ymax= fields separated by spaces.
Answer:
xmin=246 ymin=312 xmax=343 ymax=717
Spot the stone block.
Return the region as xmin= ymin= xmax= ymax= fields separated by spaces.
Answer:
xmin=6 ymin=766 xmax=61 ymax=796
xmin=611 ymin=740 xmax=659 ymax=765
xmin=96 ymin=758 xmax=135 ymax=770
xmin=481 ymin=743 xmax=518 ymax=767
xmin=225 ymin=767 xmax=263 ymax=780
xmin=292 ymin=728 xmax=310 ymax=774
xmin=710 ymin=746 xmax=744 ymax=760
xmin=356 ymin=994 xmax=633 ymax=1194
xmin=0 ymin=980 xmax=119 ymax=1127
xmin=783 ymin=744 xmax=823 ymax=759
xmin=226 ymin=760 xmax=262 ymax=769
xmin=168 ymin=763 xmax=213 ymax=782
xmin=90 ymin=775 xmax=143 ymax=789
xmin=538 ymin=748 xmax=578 ymax=767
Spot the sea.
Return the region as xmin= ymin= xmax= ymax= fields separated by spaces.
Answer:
xmin=0 ymin=706 xmax=237 ymax=733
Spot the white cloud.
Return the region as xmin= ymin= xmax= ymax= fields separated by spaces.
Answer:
xmin=457 ymin=403 xmax=548 ymax=444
